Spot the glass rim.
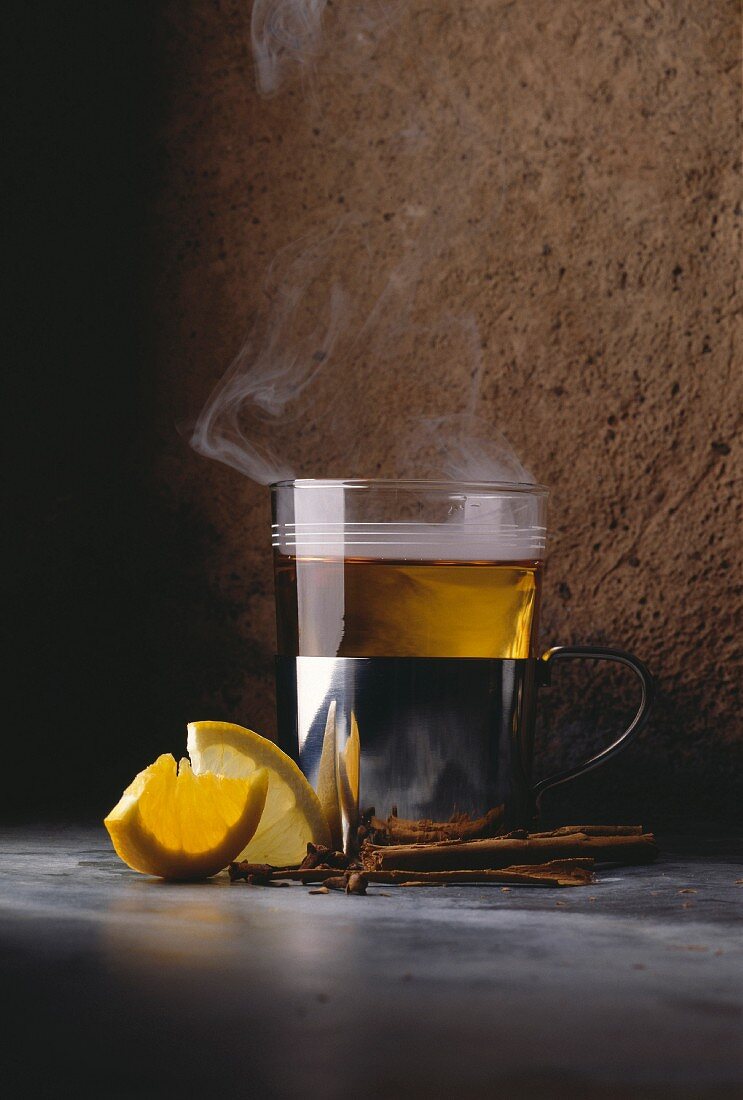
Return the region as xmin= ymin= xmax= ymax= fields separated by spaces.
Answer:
xmin=270 ymin=477 xmax=549 ymax=496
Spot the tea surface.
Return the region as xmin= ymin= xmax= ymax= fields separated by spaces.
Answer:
xmin=275 ymin=557 xmax=542 ymax=658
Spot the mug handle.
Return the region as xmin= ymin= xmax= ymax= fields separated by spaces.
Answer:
xmin=533 ymin=645 xmax=654 ymax=809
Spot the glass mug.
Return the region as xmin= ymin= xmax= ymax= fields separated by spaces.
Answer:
xmin=272 ymin=479 xmax=653 ymax=844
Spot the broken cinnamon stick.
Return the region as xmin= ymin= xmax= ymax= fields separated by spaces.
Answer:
xmin=365 ymin=859 xmax=595 ymax=888
xmin=264 ymin=866 xmax=364 ymax=884
xmin=529 ymin=825 xmax=645 ymax=838
xmin=362 ymin=832 xmax=658 ymax=872
xmin=249 ymin=858 xmax=593 ymax=888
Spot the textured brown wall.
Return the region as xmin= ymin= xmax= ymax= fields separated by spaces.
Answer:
xmin=139 ymin=0 xmax=740 ymax=824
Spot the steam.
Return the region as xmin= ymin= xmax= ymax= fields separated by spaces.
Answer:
xmin=250 ymin=0 xmax=327 ymax=98
xmin=192 ymin=1 xmax=535 ymax=487
xmin=192 ymin=227 xmax=353 ymax=483
xmin=400 ymin=417 xmax=533 ymax=485
xmin=250 ymin=0 xmax=402 ymax=98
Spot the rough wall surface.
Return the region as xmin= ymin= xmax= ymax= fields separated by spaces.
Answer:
xmin=141 ymin=0 xmax=741 ymax=824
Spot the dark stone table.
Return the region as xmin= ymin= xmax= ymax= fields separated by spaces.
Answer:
xmin=1 ymin=827 xmax=741 ymax=1098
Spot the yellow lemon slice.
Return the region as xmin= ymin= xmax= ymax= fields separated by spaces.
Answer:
xmin=104 ymin=754 xmax=268 ymax=881
xmin=316 ymin=700 xmax=342 ymax=850
xmin=338 ymin=711 xmax=361 ymax=825
xmin=187 ymin=721 xmax=331 ymax=866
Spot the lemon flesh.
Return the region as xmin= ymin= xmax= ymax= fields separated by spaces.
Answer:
xmin=187 ymin=721 xmax=331 ymax=866
xmin=104 ymin=754 xmax=268 ymax=881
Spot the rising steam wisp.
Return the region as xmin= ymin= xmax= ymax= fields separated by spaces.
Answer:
xmin=193 ymin=1 xmax=537 ymax=489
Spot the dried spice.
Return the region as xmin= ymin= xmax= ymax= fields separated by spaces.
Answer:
xmin=362 ymin=830 xmax=658 ymax=873
xmin=322 ymin=875 xmax=349 ymax=891
xmin=228 ymin=862 xmax=274 ymax=885
xmin=360 ymin=805 xmax=505 ymax=846
xmin=227 ymin=824 xmax=655 ymax=895
xmin=345 ymin=872 xmax=368 ymax=895
xmin=299 ymin=843 xmax=351 ymax=870
xmin=529 ymin=825 xmax=644 ymax=838
xmin=363 ymin=859 xmax=595 ymax=888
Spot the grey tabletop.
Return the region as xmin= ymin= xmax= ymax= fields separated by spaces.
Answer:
xmin=1 ymin=826 xmax=741 ymax=1099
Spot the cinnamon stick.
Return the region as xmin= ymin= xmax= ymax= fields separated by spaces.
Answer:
xmin=263 ymin=858 xmax=594 ymax=888
xmin=263 ymin=866 xmax=364 ymax=884
xmin=251 ymin=857 xmax=597 ymax=887
xmin=362 ymin=832 xmax=658 ymax=872
xmin=365 ymin=859 xmax=596 ymax=888
xmin=530 ymin=825 xmax=645 ymax=838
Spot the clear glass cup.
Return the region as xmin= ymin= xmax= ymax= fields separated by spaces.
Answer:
xmin=271 ymin=478 xmax=652 ymax=840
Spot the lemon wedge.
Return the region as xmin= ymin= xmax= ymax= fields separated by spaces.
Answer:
xmin=189 ymin=721 xmax=332 ymax=866
xmin=104 ymin=754 xmax=268 ymax=881
xmin=187 ymin=721 xmax=331 ymax=866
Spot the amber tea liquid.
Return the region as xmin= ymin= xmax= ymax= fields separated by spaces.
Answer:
xmin=275 ymin=556 xmax=542 ymax=658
